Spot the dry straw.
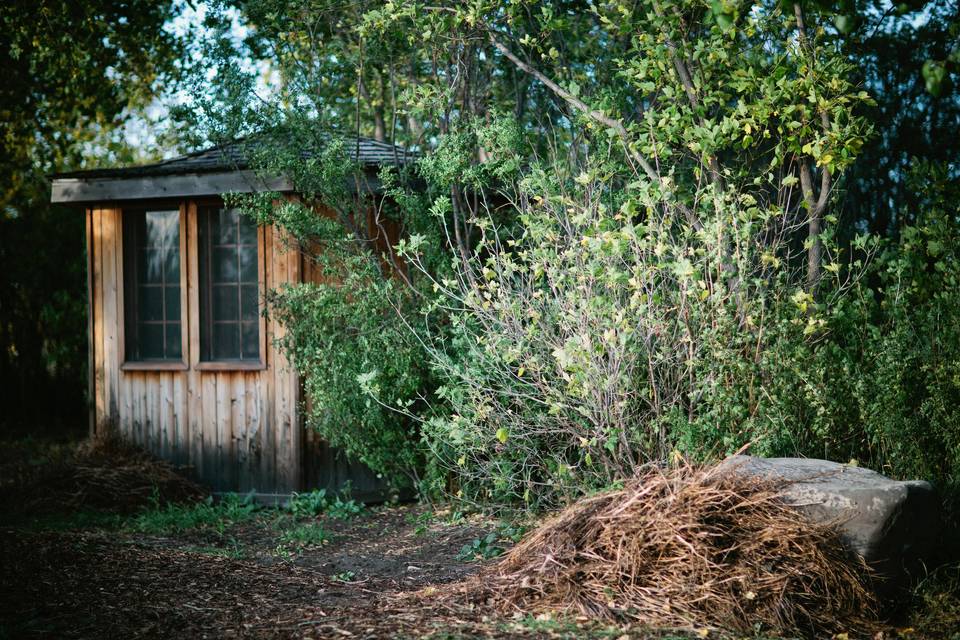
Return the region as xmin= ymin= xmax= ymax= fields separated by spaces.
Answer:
xmin=467 ymin=465 xmax=879 ymax=636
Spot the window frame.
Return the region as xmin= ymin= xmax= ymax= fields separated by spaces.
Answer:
xmin=119 ymin=202 xmax=189 ymax=371
xmin=188 ymin=200 xmax=267 ymax=372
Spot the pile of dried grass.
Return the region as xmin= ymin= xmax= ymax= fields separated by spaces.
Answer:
xmin=469 ymin=466 xmax=879 ymax=637
xmin=7 ymin=434 xmax=206 ymax=515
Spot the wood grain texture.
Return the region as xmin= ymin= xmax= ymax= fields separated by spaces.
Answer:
xmin=87 ymin=198 xmax=386 ymax=496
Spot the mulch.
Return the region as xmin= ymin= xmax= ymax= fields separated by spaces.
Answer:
xmin=0 ymin=508 xmax=500 ymax=640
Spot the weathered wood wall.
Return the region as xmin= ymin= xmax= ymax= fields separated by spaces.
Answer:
xmin=87 ymin=202 xmax=363 ymax=495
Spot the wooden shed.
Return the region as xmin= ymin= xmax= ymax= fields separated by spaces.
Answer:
xmin=50 ymin=138 xmax=411 ymax=500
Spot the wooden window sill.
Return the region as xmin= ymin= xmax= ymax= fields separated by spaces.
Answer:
xmin=121 ymin=361 xmax=189 ymax=372
xmin=194 ymin=361 xmax=266 ymax=372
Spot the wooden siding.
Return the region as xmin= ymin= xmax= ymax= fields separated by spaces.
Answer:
xmin=89 ymin=202 xmax=393 ymax=497
xmin=89 ymin=205 xmax=299 ymax=493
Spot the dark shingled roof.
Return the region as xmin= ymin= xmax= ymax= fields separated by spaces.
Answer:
xmin=53 ymin=136 xmax=413 ymax=180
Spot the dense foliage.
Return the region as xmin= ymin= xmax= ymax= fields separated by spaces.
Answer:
xmin=0 ymin=1 xmax=186 ymax=433
xmin=40 ymin=0 xmax=947 ymax=507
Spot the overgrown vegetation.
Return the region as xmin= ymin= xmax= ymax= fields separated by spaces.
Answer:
xmin=177 ymin=0 xmax=960 ymax=509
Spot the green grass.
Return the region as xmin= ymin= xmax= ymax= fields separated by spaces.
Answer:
xmin=185 ymin=539 xmax=246 ymax=559
xmin=906 ymin=563 xmax=960 ymax=639
xmin=277 ymin=522 xmax=329 ymax=549
xmin=129 ymin=493 xmax=259 ymax=536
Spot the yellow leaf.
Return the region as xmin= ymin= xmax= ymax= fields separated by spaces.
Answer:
xmin=496 ymin=428 xmax=509 ymax=444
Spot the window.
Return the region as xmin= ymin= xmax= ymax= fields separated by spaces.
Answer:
xmin=123 ymin=209 xmax=183 ymax=361
xmin=198 ymin=207 xmax=260 ymax=362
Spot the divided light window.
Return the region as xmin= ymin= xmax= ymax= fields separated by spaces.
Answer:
xmin=198 ymin=207 xmax=261 ymax=362
xmin=123 ymin=209 xmax=183 ymax=361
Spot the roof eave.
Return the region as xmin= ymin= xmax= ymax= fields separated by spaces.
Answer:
xmin=51 ymin=170 xmax=295 ymax=204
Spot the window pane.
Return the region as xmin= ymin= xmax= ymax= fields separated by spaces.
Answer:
xmin=199 ymin=207 xmax=260 ymax=362
xmin=139 ymin=286 xmax=163 ymax=321
xmin=123 ymin=209 xmax=182 ymax=362
xmin=138 ymin=323 xmax=165 ymax=360
xmin=240 ymin=285 xmax=258 ymax=321
xmin=166 ymin=323 xmax=182 ymax=359
xmin=213 ymin=284 xmax=239 ymax=321
xmin=241 ymin=322 xmax=259 ymax=359
xmin=212 ymin=323 xmax=240 ymax=360
xmin=217 ymin=209 xmax=239 ymax=243
xmin=164 ymin=286 xmax=181 ymax=320
xmin=212 ymin=247 xmax=238 ymax=282
xmin=239 ymin=246 xmax=257 ymax=282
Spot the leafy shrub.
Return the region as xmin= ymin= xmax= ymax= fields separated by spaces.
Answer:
xmin=287 ymin=488 xmax=365 ymax=520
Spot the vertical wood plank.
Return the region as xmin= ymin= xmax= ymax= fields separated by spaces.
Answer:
xmin=187 ymin=202 xmax=204 ymax=482
xmin=172 ymin=371 xmax=185 ymax=467
xmin=261 ymin=225 xmax=277 ymax=493
xmin=148 ymin=374 xmax=156 ymax=454
xmin=176 ymin=203 xmax=190 ymax=470
xmin=92 ymin=209 xmax=106 ymax=434
xmin=119 ymin=365 xmax=131 ymax=442
xmin=161 ymin=372 xmax=173 ymax=461
xmin=233 ymin=374 xmax=247 ymax=492
xmin=101 ymin=208 xmax=120 ymax=425
xmin=201 ymin=373 xmax=217 ymax=490
xmin=216 ymin=374 xmax=233 ymax=491
xmin=272 ymin=226 xmax=302 ymax=492
xmin=86 ymin=208 xmax=96 ymax=437
xmin=244 ymin=372 xmax=260 ymax=491
xmin=272 ymin=225 xmax=290 ymax=491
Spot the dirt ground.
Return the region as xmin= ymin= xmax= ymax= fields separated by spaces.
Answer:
xmin=1 ymin=505 xmax=474 ymax=639
xmin=0 ymin=504 xmax=677 ymax=640
xmin=1 ymin=439 xmax=957 ymax=639
xmin=0 ymin=438 xmax=649 ymax=639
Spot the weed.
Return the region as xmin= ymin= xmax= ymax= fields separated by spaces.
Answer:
xmin=906 ymin=563 xmax=960 ymax=639
xmin=288 ymin=489 xmax=330 ymax=517
xmin=456 ymin=521 xmax=528 ymax=562
xmin=278 ymin=523 xmax=329 ymax=549
xmin=405 ymin=510 xmax=435 ymax=536
xmin=129 ymin=493 xmax=258 ymax=536
xmin=186 ymin=539 xmax=245 ymax=559
xmin=288 ymin=488 xmax=364 ymax=520
xmin=456 ymin=531 xmax=504 ymax=562
xmin=498 ymin=614 xmax=627 ymax=639
xmin=332 ymin=570 xmax=356 ymax=582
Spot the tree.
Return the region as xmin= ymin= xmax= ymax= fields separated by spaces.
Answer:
xmin=0 ymin=0 xmax=185 ymax=433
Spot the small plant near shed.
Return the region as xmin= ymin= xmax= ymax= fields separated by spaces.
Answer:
xmin=288 ymin=488 xmax=364 ymax=520
xmin=186 ymin=538 xmax=245 ymax=560
xmin=405 ymin=510 xmax=435 ymax=536
xmin=130 ymin=493 xmax=258 ymax=536
xmin=456 ymin=522 xmax=528 ymax=562
xmin=278 ymin=523 xmax=329 ymax=550
xmin=332 ymin=570 xmax=356 ymax=583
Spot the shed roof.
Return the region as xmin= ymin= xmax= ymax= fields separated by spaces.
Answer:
xmin=51 ymin=136 xmax=413 ymax=204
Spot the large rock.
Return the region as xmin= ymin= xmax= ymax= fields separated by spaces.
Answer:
xmin=718 ymin=455 xmax=939 ymax=587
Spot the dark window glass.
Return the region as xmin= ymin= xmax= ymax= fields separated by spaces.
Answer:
xmin=123 ymin=210 xmax=182 ymax=361
xmin=199 ymin=207 xmax=260 ymax=361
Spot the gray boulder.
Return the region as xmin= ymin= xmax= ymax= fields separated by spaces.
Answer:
xmin=718 ymin=455 xmax=939 ymax=587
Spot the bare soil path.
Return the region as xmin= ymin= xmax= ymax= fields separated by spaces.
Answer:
xmin=0 ymin=506 xmax=511 ymax=639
